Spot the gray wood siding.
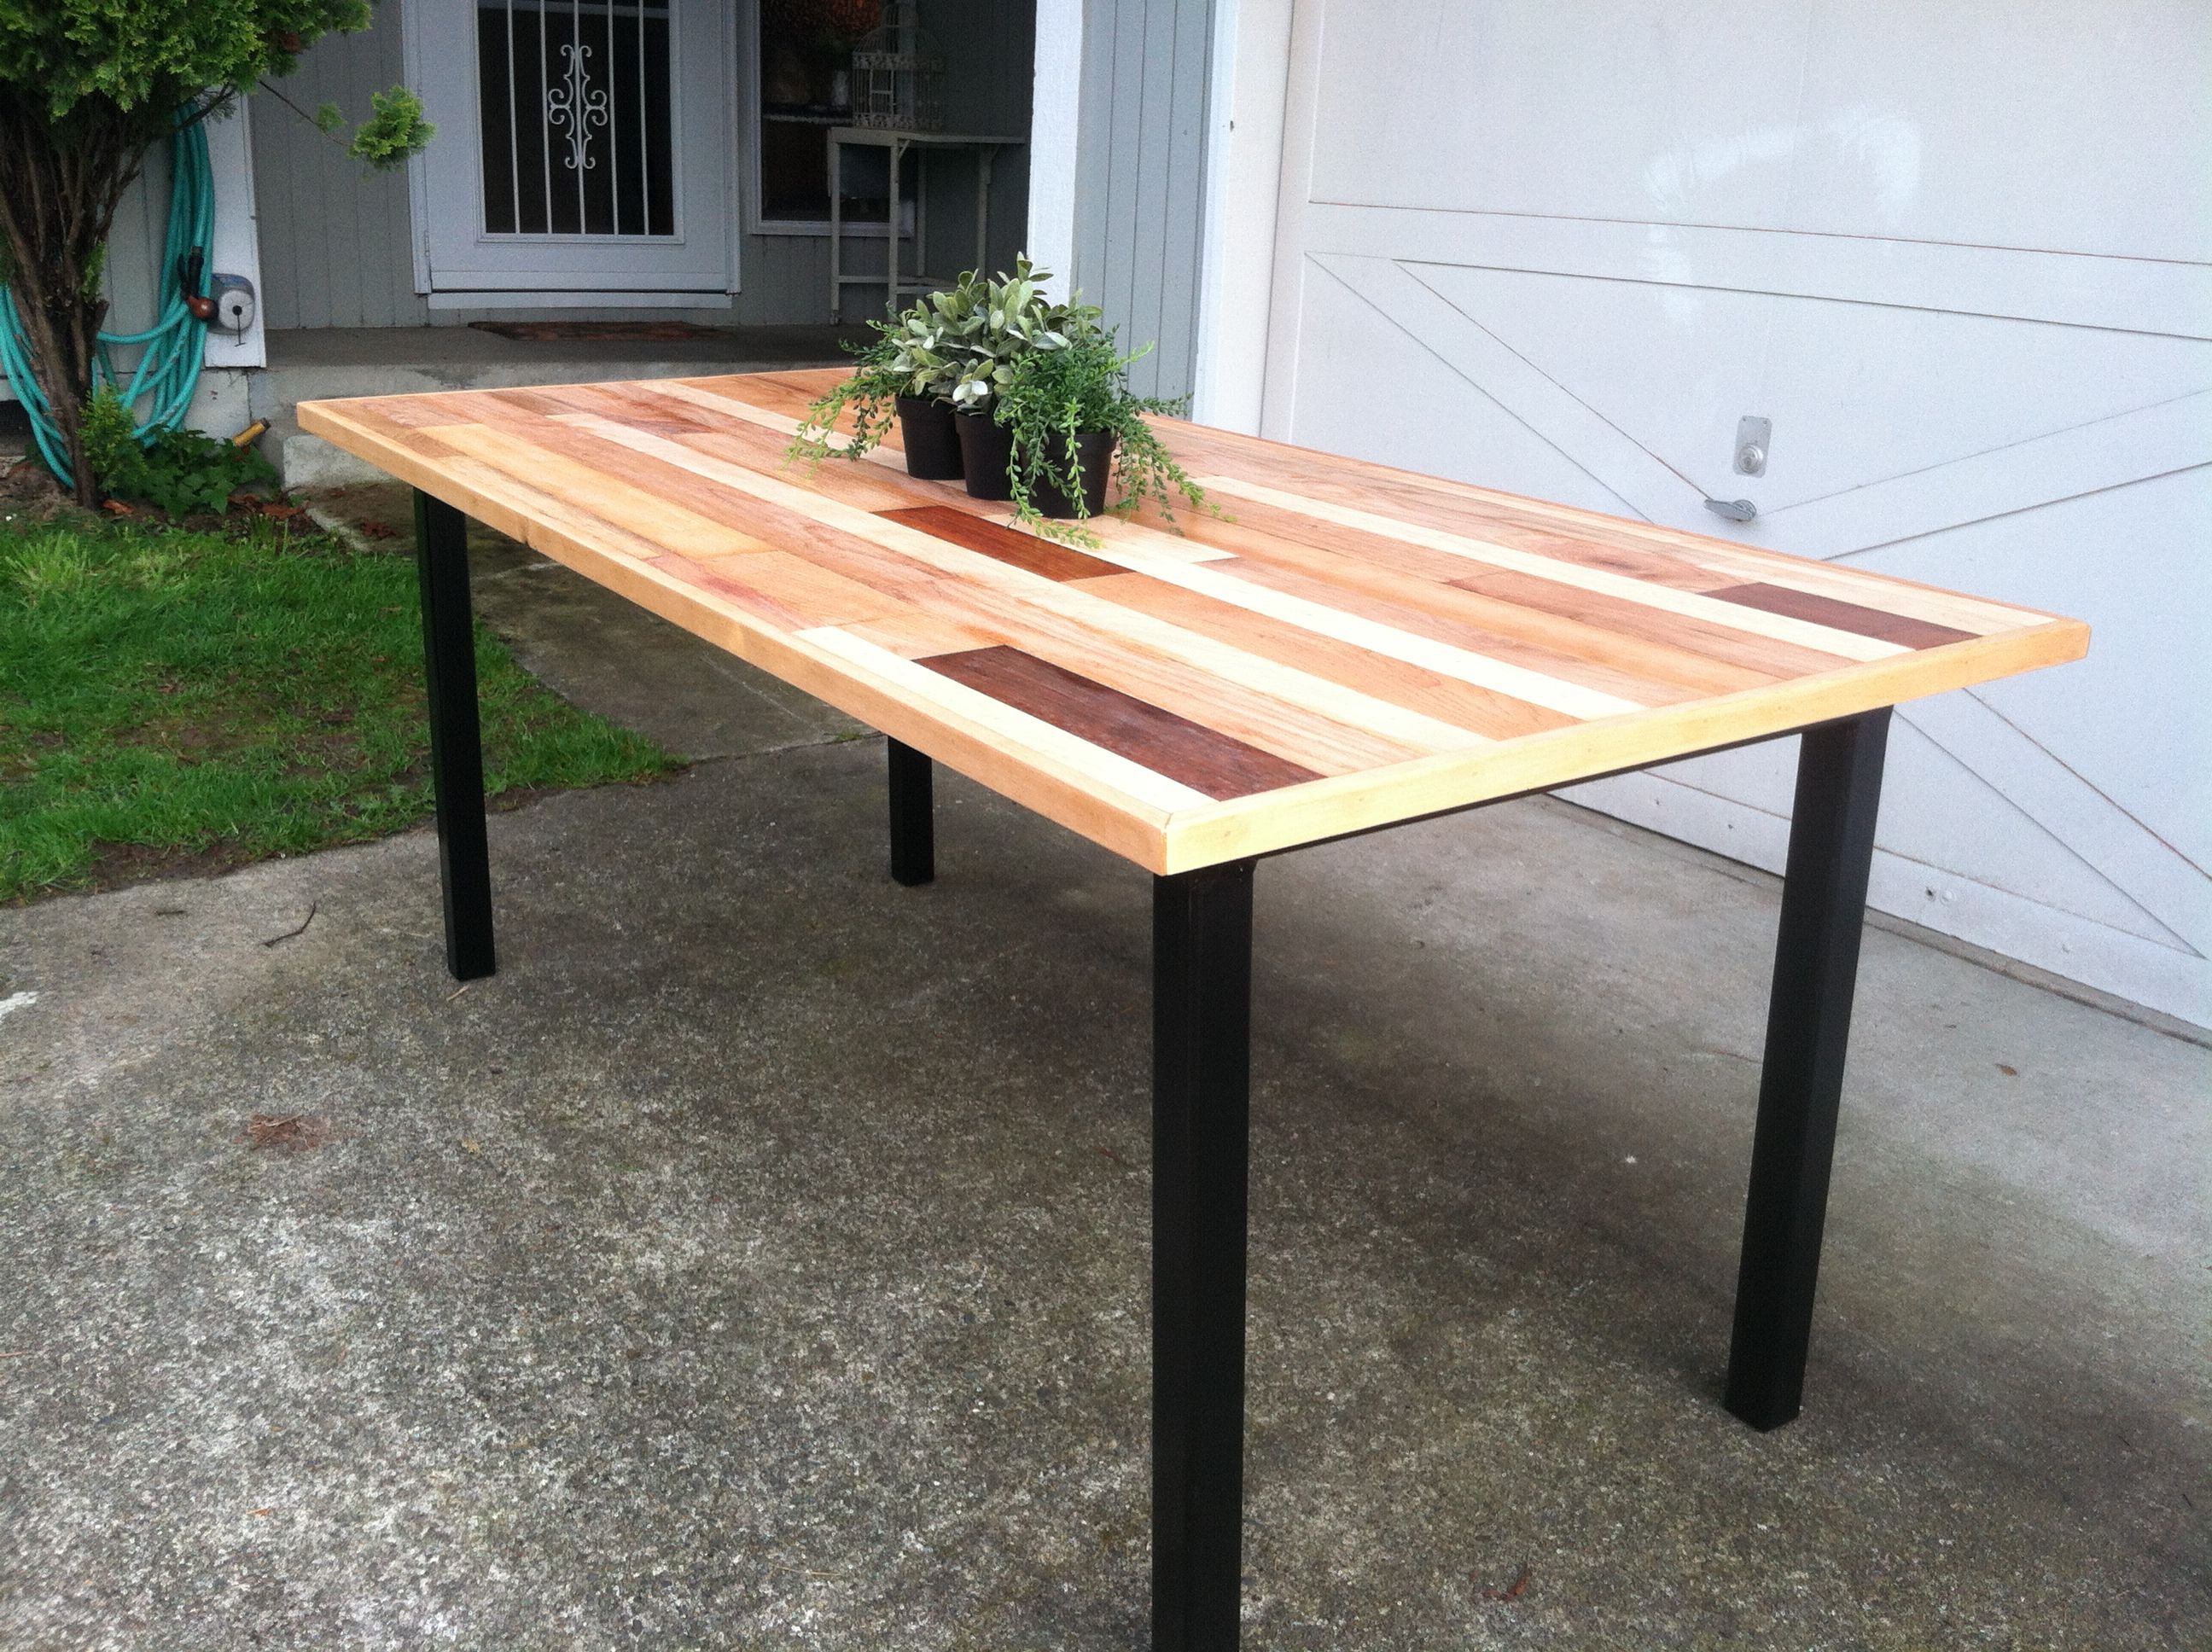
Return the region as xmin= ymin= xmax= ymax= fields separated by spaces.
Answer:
xmin=102 ymin=137 xmax=175 ymax=341
xmin=1073 ymin=0 xmax=1214 ymax=402
xmin=83 ymin=0 xmax=1034 ymax=343
xmin=248 ymin=9 xmax=427 ymax=329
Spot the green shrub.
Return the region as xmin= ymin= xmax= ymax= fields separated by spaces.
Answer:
xmin=83 ymin=388 xmax=280 ymax=517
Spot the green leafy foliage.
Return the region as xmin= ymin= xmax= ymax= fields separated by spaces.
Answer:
xmin=81 ymin=389 xmax=281 ymax=515
xmin=789 ymin=258 xmax=1103 ymax=464
xmin=0 ymin=0 xmax=429 ymax=504
xmin=0 ymin=515 xmax=677 ymax=900
xmin=946 ymin=258 xmax=1103 ymax=412
xmin=991 ymin=334 xmax=1208 ymax=544
xmin=346 ymin=84 xmax=431 ymax=166
xmin=0 ymin=0 xmax=370 ymax=122
xmin=784 ymin=334 xmax=917 ymax=467
xmin=78 ymin=386 xmax=140 ymax=491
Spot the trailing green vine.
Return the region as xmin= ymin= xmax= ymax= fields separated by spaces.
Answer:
xmin=993 ymin=334 xmax=1208 ymax=545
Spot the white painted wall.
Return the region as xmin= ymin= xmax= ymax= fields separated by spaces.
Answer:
xmin=1222 ymin=0 xmax=2212 ymax=1025
xmin=201 ymin=98 xmax=266 ymax=374
xmin=1026 ymin=0 xmax=1084 ymax=300
xmin=1190 ymin=0 xmax=1289 ymax=429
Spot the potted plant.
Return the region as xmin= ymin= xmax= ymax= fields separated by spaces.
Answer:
xmin=931 ymin=259 xmax=1100 ymax=500
xmin=789 ymin=279 xmax=984 ymax=479
xmin=789 ymin=254 xmax=1205 ymax=543
xmin=992 ymin=332 xmax=1208 ymax=542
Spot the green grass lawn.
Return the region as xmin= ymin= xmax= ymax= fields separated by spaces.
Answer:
xmin=0 ymin=514 xmax=678 ymax=901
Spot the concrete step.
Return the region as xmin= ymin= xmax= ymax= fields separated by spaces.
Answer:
xmin=251 ymin=325 xmax=865 ymax=489
xmin=268 ymin=418 xmax=385 ymax=490
xmin=255 ymin=355 xmax=806 ymax=412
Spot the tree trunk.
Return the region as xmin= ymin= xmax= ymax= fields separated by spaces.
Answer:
xmin=0 ymin=93 xmax=158 ymax=506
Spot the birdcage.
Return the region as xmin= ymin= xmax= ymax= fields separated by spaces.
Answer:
xmin=851 ymin=3 xmax=944 ymax=131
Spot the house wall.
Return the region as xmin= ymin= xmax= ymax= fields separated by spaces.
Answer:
xmin=1069 ymin=0 xmax=1214 ymax=401
xmin=69 ymin=0 xmax=1035 ymax=361
xmin=249 ymin=20 xmax=425 ymax=329
xmin=231 ymin=0 xmax=1028 ymax=331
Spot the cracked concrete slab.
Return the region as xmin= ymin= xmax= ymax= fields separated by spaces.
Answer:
xmin=1 ymin=526 xmax=2205 ymax=1649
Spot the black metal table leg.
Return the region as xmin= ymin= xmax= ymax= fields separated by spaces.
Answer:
xmin=888 ymin=737 xmax=934 ymax=887
xmin=1152 ymin=861 xmax=1256 ymax=1651
xmin=1726 ymin=709 xmax=1891 ymax=1430
xmin=413 ymin=489 xmax=496 ymax=981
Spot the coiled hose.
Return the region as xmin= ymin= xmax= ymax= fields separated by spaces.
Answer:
xmin=0 ymin=113 xmax=215 ymax=488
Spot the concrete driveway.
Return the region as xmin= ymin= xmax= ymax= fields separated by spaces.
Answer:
xmin=3 ymin=506 xmax=2206 ymax=1649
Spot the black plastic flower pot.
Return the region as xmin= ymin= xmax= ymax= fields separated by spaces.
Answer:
xmin=895 ymin=395 xmax=963 ymax=480
xmin=1027 ymin=430 xmax=1119 ymax=520
xmin=953 ymin=410 xmax=1016 ymax=500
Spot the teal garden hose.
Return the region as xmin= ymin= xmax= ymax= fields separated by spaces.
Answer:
xmin=0 ymin=113 xmax=215 ymax=487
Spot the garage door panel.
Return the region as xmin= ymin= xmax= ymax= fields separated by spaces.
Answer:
xmin=1872 ymin=718 xmax=2190 ymax=949
xmin=1304 ymin=0 xmax=2212 ymax=264
xmin=1306 ymin=0 xmax=1813 ymax=225
xmin=1414 ymin=261 xmax=2212 ymax=513
xmin=1848 ymin=469 xmax=2212 ymax=873
xmin=1266 ymin=0 xmax=2212 ymax=1023
xmin=1602 ymin=724 xmax=2190 ymax=950
xmin=1405 ymin=261 xmax=1769 ymax=509
xmin=1287 ymin=259 xmax=1637 ymax=516
xmin=1287 ymin=201 xmax=2212 ymax=344
xmin=1304 ymin=254 xmax=1694 ymax=525
xmin=1573 ymin=767 xmax=2209 ymax=1022
xmin=1794 ymin=0 xmax=2212 ymax=261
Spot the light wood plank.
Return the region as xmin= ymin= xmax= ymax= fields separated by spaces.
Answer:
xmin=1196 ymin=474 xmax=1909 ymax=663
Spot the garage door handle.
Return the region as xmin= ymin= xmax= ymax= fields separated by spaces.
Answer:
xmin=1704 ymin=497 xmax=1759 ymax=522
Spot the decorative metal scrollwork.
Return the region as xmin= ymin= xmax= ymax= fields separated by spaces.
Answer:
xmin=545 ymin=42 xmax=610 ymax=172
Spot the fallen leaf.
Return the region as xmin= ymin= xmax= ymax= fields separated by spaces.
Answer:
xmin=239 ymin=1114 xmax=329 ymax=1153
xmin=1996 ymin=1063 xmax=2019 ymax=1077
xmin=102 ymin=499 xmax=134 ymax=515
xmin=1480 ymin=1563 xmax=1532 ymax=1603
xmin=462 ymin=1137 xmax=482 ymax=1154
xmin=259 ymin=501 xmax=307 ymax=521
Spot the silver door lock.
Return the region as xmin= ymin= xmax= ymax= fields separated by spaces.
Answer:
xmin=1734 ymin=415 xmax=1771 ymax=477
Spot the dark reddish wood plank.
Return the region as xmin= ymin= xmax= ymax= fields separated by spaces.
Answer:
xmin=1704 ymin=583 xmax=1975 ymax=649
xmin=919 ymin=645 xmax=1322 ymax=800
xmin=879 ymin=504 xmax=1122 ymax=582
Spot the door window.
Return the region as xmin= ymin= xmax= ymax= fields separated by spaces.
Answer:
xmin=475 ymin=0 xmax=676 ymax=237
xmin=758 ymin=0 xmax=882 ymax=225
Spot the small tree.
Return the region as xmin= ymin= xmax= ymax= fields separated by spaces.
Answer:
xmin=0 ymin=1 xmax=430 ymax=504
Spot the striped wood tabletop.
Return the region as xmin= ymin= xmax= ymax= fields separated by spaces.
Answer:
xmin=300 ymin=369 xmax=2089 ymax=873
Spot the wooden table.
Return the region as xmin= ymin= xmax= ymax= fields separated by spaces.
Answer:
xmin=301 ymin=370 xmax=2087 ymax=1650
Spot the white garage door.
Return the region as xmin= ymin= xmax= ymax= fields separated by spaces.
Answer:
xmin=1256 ymin=0 xmax=2212 ymax=1027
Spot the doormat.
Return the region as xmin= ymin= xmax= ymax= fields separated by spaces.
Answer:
xmin=468 ymin=320 xmax=731 ymax=342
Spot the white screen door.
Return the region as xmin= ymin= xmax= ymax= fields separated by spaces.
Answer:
xmin=413 ymin=0 xmax=731 ymax=292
